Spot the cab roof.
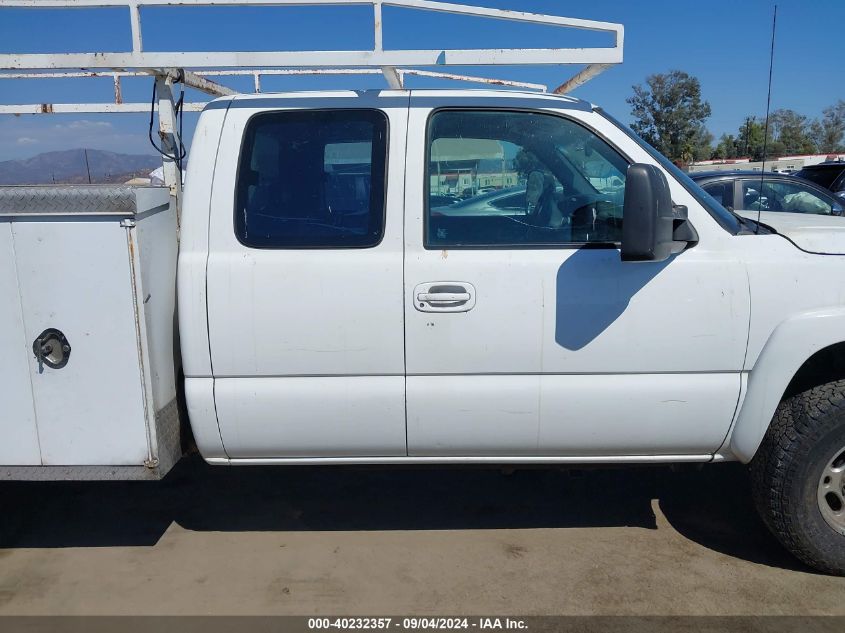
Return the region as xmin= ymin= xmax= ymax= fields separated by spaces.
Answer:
xmin=210 ymin=88 xmax=594 ymax=112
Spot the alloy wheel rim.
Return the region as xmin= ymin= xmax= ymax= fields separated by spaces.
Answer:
xmin=818 ymin=446 xmax=845 ymax=536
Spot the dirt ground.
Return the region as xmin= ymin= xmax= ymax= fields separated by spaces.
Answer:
xmin=1 ymin=456 xmax=844 ymax=615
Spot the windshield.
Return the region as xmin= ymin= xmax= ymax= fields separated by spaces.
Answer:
xmin=597 ymin=109 xmax=742 ymax=234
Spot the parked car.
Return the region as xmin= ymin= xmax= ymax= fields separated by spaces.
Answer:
xmin=689 ymin=170 xmax=844 ymax=216
xmin=795 ymin=162 xmax=845 ymax=201
xmin=429 ymin=193 xmax=461 ymax=207
xmin=431 ymin=186 xmax=527 ymax=216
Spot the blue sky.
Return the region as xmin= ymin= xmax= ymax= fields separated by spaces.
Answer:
xmin=0 ymin=0 xmax=842 ymax=160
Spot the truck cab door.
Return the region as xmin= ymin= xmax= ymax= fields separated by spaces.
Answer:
xmin=205 ymin=93 xmax=409 ymax=458
xmin=403 ymin=95 xmax=750 ymax=458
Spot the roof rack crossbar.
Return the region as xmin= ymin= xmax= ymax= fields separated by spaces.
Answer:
xmin=0 ymin=67 xmax=548 ymax=114
xmin=0 ymin=0 xmax=622 ymax=98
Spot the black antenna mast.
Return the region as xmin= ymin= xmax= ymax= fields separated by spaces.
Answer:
xmin=756 ymin=4 xmax=777 ymax=232
xmin=83 ymin=148 xmax=92 ymax=184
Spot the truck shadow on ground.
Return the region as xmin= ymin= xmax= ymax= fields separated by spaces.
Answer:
xmin=0 ymin=455 xmax=813 ymax=574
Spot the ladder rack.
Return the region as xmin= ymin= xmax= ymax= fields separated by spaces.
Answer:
xmin=0 ymin=0 xmax=624 ymax=213
xmin=0 ymin=0 xmax=623 ymax=102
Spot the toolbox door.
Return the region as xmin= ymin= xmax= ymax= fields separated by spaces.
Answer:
xmin=0 ymin=221 xmax=40 ymax=465
xmin=13 ymin=219 xmax=149 ymax=466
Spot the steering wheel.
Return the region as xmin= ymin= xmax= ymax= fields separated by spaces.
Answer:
xmin=566 ymin=194 xmax=617 ymax=240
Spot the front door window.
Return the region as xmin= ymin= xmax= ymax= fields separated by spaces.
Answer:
xmin=426 ymin=110 xmax=629 ymax=247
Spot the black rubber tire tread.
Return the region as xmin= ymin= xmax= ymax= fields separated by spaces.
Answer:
xmin=751 ymin=378 xmax=845 ymax=575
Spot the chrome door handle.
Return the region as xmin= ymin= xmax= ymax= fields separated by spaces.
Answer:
xmin=416 ymin=292 xmax=470 ymax=304
xmin=413 ymin=282 xmax=476 ymax=313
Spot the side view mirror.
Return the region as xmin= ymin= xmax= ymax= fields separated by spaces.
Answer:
xmin=621 ymin=163 xmax=695 ymax=262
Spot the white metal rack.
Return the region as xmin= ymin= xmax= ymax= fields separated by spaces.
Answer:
xmin=0 ymin=0 xmax=623 ymax=204
xmin=0 ymin=0 xmax=623 ymax=100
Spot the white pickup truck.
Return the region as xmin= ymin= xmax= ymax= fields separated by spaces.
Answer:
xmin=2 ymin=89 xmax=845 ymax=575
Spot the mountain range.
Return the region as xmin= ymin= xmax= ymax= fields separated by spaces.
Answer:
xmin=0 ymin=149 xmax=161 ymax=185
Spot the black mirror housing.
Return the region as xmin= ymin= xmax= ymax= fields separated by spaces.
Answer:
xmin=621 ymin=163 xmax=679 ymax=262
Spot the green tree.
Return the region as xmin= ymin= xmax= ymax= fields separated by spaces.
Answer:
xmin=627 ymin=70 xmax=712 ymax=162
xmin=692 ymin=126 xmax=714 ymax=161
xmin=736 ymin=117 xmax=775 ymax=161
xmin=712 ymin=102 xmax=843 ymax=163
xmin=770 ymin=109 xmax=815 ymax=155
xmin=809 ymin=100 xmax=845 ymax=153
xmin=712 ymin=133 xmax=738 ymax=159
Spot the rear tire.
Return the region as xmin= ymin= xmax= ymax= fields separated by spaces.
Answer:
xmin=750 ymin=379 xmax=845 ymax=575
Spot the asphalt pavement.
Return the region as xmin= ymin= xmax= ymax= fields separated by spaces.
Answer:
xmin=1 ymin=456 xmax=843 ymax=615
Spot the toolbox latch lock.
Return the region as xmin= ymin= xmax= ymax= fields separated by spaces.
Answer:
xmin=32 ymin=328 xmax=71 ymax=372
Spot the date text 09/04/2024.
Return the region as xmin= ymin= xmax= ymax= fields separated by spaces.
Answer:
xmin=307 ymin=618 xmax=528 ymax=630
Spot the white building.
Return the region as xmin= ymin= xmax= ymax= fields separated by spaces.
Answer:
xmin=690 ymin=153 xmax=845 ymax=174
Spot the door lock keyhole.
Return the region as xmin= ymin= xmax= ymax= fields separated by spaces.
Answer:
xmin=33 ymin=328 xmax=71 ymax=371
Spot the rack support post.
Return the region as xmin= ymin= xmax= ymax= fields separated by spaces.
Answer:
xmin=154 ymin=74 xmax=182 ymax=226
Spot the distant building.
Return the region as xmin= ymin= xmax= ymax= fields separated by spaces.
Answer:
xmin=429 ymin=138 xmax=519 ymax=195
xmin=690 ymin=153 xmax=845 ymax=174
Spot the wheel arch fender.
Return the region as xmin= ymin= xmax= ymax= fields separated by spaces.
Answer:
xmin=731 ymin=307 xmax=845 ymax=463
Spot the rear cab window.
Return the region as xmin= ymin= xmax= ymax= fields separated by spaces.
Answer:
xmin=235 ymin=109 xmax=388 ymax=248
